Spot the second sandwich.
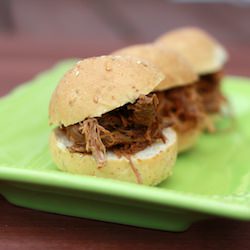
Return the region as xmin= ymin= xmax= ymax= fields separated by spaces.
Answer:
xmin=113 ymin=44 xmax=206 ymax=152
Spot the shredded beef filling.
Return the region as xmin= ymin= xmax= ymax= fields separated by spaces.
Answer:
xmin=156 ymin=84 xmax=204 ymax=133
xmin=61 ymin=75 xmax=222 ymax=166
xmin=195 ymin=71 xmax=226 ymax=114
xmin=61 ymin=94 xmax=165 ymax=166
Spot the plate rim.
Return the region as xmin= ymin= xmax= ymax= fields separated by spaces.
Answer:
xmin=0 ymin=166 xmax=249 ymax=220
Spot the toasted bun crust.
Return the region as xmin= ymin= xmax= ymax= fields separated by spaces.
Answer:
xmin=155 ymin=27 xmax=228 ymax=75
xmin=50 ymin=128 xmax=177 ymax=186
xmin=113 ymin=44 xmax=198 ymax=91
xmin=49 ymin=55 xmax=165 ymax=126
xmin=177 ymin=127 xmax=201 ymax=153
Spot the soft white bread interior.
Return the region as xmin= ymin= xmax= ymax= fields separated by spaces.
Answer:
xmin=113 ymin=44 xmax=198 ymax=91
xmin=155 ymin=27 xmax=228 ymax=75
xmin=50 ymin=127 xmax=177 ymax=186
xmin=49 ymin=55 xmax=165 ymax=126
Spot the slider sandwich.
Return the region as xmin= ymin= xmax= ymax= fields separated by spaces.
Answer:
xmin=49 ymin=55 xmax=178 ymax=185
xmin=155 ymin=27 xmax=229 ymax=131
xmin=113 ymin=44 xmax=205 ymax=152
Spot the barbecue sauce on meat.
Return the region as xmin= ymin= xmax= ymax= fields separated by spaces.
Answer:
xmin=156 ymin=84 xmax=204 ymax=133
xmin=61 ymin=72 xmax=224 ymax=167
xmin=61 ymin=94 xmax=164 ymax=166
xmin=195 ymin=71 xmax=226 ymax=114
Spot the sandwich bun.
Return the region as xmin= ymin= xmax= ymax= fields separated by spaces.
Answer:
xmin=50 ymin=127 xmax=177 ymax=186
xmin=177 ymin=128 xmax=201 ymax=153
xmin=113 ymin=44 xmax=198 ymax=91
xmin=49 ymin=55 xmax=165 ymax=126
xmin=155 ymin=27 xmax=228 ymax=75
xmin=49 ymin=55 xmax=177 ymax=185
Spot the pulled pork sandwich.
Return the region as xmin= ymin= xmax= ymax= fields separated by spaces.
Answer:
xmin=49 ymin=55 xmax=178 ymax=185
xmin=113 ymin=44 xmax=205 ymax=152
xmin=155 ymin=27 xmax=229 ymax=131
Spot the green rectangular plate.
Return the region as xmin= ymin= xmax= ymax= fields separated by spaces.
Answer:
xmin=0 ymin=60 xmax=249 ymax=232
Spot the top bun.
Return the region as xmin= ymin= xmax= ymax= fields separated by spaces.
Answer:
xmin=113 ymin=44 xmax=197 ymax=91
xmin=155 ymin=27 xmax=228 ymax=75
xmin=49 ymin=55 xmax=165 ymax=126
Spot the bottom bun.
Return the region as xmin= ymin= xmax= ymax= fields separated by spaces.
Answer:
xmin=202 ymin=114 xmax=220 ymax=133
xmin=210 ymin=113 xmax=222 ymax=129
xmin=50 ymin=127 xmax=177 ymax=186
xmin=177 ymin=127 xmax=201 ymax=153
